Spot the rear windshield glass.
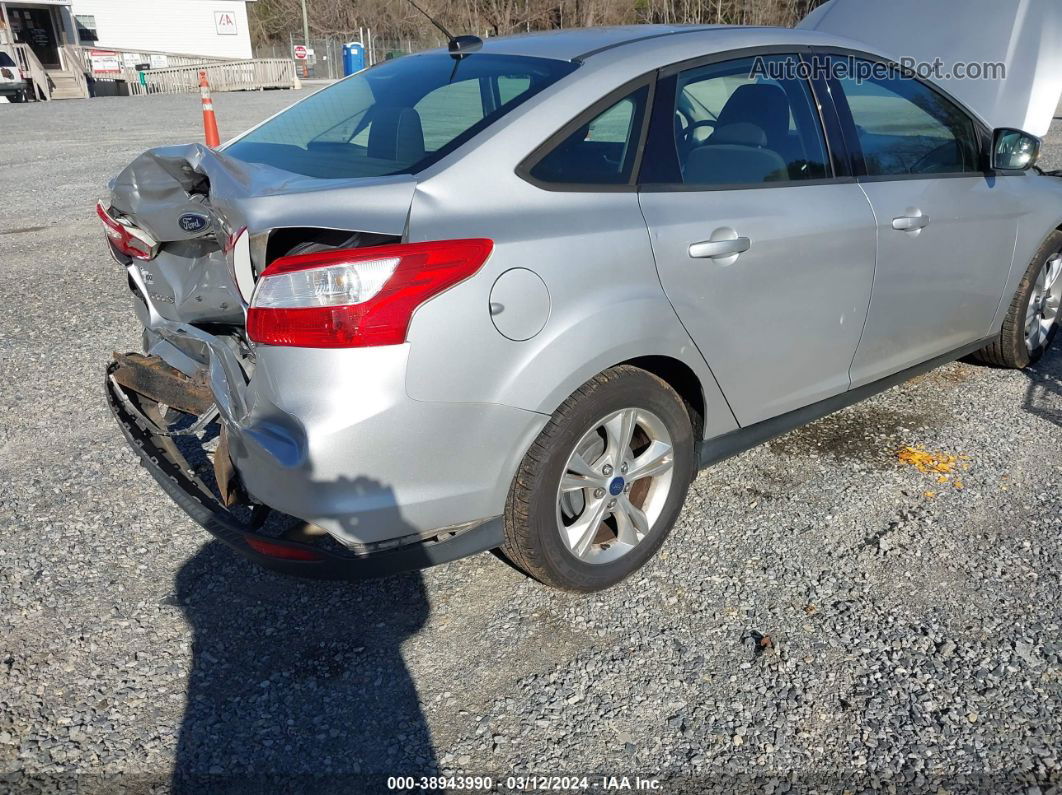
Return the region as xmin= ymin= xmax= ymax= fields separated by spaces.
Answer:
xmin=0 ymin=52 xmax=16 ymax=68
xmin=226 ymin=53 xmax=577 ymax=179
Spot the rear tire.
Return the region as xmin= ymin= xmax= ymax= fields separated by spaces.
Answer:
xmin=974 ymin=230 xmax=1062 ymax=368
xmin=502 ymin=366 xmax=695 ymax=592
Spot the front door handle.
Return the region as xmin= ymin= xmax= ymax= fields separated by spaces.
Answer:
xmin=689 ymin=236 xmax=751 ymax=259
xmin=892 ymin=212 xmax=930 ymax=232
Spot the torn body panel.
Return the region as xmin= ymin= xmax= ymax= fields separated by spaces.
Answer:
xmin=105 ymin=360 xmax=505 ymax=579
xmin=107 ymin=144 xmax=416 ymax=325
xmin=115 ymin=260 xmax=545 ymax=551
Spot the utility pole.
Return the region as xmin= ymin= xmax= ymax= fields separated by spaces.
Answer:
xmin=300 ymin=0 xmax=310 ymax=46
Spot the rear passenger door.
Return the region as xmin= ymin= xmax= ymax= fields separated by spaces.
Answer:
xmin=825 ymin=56 xmax=1020 ymax=386
xmin=637 ymin=54 xmax=878 ymax=426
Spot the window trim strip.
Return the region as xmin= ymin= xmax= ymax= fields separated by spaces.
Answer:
xmin=515 ymin=73 xmax=656 ymax=193
xmin=806 ymin=46 xmax=996 ymax=182
xmin=640 ymin=50 xmax=837 ymax=191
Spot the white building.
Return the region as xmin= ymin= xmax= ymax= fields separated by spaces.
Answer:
xmin=0 ymin=0 xmax=256 ymax=68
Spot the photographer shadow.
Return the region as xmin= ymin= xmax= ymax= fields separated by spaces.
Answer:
xmin=171 ymin=477 xmax=438 ymax=793
xmin=1022 ymin=342 xmax=1062 ymax=428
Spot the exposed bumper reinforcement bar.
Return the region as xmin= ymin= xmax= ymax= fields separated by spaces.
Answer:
xmin=105 ymin=363 xmax=504 ymax=580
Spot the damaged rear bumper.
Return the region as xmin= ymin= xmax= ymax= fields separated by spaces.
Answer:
xmin=105 ymin=364 xmax=504 ymax=579
xmin=107 ymin=261 xmax=537 ymax=577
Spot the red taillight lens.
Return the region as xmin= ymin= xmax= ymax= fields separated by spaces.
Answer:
xmin=247 ymin=238 xmax=493 ymax=348
xmin=245 ymin=536 xmax=323 ymax=561
xmin=96 ymin=201 xmax=159 ymax=260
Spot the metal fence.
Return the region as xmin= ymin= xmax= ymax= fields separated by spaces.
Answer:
xmin=254 ymin=33 xmax=445 ymax=80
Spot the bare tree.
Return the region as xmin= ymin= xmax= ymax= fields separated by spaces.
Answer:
xmin=249 ymin=0 xmax=826 ymax=49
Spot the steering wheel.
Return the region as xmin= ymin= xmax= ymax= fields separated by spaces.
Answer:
xmin=683 ymin=119 xmax=717 ymax=146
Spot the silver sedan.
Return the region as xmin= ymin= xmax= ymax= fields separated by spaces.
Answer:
xmin=101 ymin=20 xmax=1062 ymax=590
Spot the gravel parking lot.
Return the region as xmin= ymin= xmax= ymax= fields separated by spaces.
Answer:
xmin=1 ymin=90 xmax=1060 ymax=793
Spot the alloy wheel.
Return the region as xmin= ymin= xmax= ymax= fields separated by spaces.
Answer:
xmin=555 ymin=407 xmax=675 ymax=564
xmin=1026 ymin=253 xmax=1062 ymax=353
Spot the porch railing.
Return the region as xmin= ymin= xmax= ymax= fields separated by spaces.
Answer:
xmin=127 ymin=59 xmax=297 ymax=96
xmin=69 ymin=44 xmax=231 ymax=73
xmin=58 ymin=45 xmax=89 ymax=98
xmin=12 ymin=43 xmax=50 ymax=100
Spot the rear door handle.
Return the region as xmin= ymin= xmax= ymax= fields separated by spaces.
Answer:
xmin=689 ymin=236 xmax=751 ymax=259
xmin=892 ymin=213 xmax=930 ymax=231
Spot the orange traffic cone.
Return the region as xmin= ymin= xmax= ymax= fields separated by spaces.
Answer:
xmin=199 ymin=70 xmax=221 ymax=148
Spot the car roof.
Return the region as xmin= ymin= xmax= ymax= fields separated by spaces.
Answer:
xmin=461 ymin=24 xmax=879 ymax=64
xmin=468 ymin=25 xmax=720 ymax=61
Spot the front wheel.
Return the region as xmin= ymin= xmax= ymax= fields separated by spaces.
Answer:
xmin=974 ymin=230 xmax=1062 ymax=368
xmin=503 ymin=366 xmax=695 ymax=592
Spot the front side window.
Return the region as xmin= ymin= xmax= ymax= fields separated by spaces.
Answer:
xmin=225 ymin=54 xmax=576 ymax=179
xmin=647 ymin=55 xmax=829 ymax=187
xmin=528 ymin=85 xmax=649 ymax=186
xmin=831 ymin=58 xmax=979 ymax=176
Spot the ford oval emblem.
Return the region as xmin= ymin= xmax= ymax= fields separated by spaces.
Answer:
xmin=178 ymin=212 xmax=210 ymax=233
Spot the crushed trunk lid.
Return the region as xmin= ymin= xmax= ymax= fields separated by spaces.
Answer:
xmin=800 ymin=0 xmax=1062 ymax=138
xmin=107 ymin=144 xmax=416 ymax=325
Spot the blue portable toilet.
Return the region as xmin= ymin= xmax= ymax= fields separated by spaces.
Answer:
xmin=342 ymin=42 xmax=365 ymax=76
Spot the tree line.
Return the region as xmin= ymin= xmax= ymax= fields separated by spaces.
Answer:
xmin=249 ymin=0 xmax=827 ymax=48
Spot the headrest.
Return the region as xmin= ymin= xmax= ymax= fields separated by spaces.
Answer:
xmin=709 ymin=122 xmax=768 ymax=147
xmin=367 ymin=106 xmax=426 ymax=164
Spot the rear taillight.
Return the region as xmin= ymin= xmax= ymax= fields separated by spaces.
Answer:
xmin=96 ymin=201 xmax=159 ymax=260
xmin=246 ymin=239 xmax=493 ymax=348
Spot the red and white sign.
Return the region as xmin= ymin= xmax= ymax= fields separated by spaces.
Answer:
xmin=293 ymin=45 xmax=308 ymax=60
xmin=214 ymin=10 xmax=238 ymax=35
xmin=89 ymin=49 xmax=121 ymax=75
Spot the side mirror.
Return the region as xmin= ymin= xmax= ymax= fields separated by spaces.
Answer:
xmin=992 ymin=128 xmax=1041 ymax=171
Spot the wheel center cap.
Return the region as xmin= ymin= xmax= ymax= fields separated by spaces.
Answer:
xmin=608 ymin=477 xmax=625 ymax=496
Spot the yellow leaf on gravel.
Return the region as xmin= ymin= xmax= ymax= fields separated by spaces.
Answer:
xmin=897 ymin=446 xmax=958 ymax=474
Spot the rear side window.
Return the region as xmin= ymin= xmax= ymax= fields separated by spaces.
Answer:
xmin=831 ymin=58 xmax=979 ymax=176
xmin=0 ymin=52 xmax=15 ymax=68
xmin=527 ymin=85 xmax=649 ymax=186
xmin=648 ymin=55 xmax=829 ymax=187
xmin=225 ymin=54 xmax=576 ymax=179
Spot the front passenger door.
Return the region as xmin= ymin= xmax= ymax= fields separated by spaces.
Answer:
xmin=638 ymin=55 xmax=877 ymax=426
xmin=828 ymin=57 xmax=1020 ymax=386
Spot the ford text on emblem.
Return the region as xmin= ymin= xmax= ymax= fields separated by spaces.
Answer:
xmin=178 ymin=213 xmax=210 ymax=233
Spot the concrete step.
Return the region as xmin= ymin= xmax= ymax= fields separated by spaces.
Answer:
xmin=46 ymin=71 xmax=88 ymax=99
xmin=50 ymin=87 xmax=87 ymax=100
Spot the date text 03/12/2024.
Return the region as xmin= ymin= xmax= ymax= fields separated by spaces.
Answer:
xmin=386 ymin=776 xmax=662 ymax=790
